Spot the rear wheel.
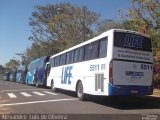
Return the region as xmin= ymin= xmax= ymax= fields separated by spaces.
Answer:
xmin=77 ymin=81 xmax=85 ymax=101
xmin=51 ymin=80 xmax=56 ymax=92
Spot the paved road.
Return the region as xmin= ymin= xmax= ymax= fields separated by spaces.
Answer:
xmin=0 ymin=80 xmax=160 ymax=120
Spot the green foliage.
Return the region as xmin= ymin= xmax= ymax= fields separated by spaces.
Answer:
xmin=122 ymin=0 xmax=160 ymax=88
xmin=122 ymin=0 xmax=160 ymax=51
xmin=153 ymin=55 xmax=160 ymax=88
xmin=0 ymin=65 xmax=5 ymax=80
xmin=5 ymin=59 xmax=20 ymax=70
xmin=96 ymin=19 xmax=124 ymax=34
xmin=25 ymin=1 xmax=160 ymax=89
xmin=47 ymin=4 xmax=99 ymax=45
xmin=27 ymin=3 xmax=99 ymax=61
xmin=0 ymin=65 xmax=10 ymax=80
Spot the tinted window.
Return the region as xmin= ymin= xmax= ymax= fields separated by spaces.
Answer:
xmin=114 ymin=32 xmax=152 ymax=52
xmin=28 ymin=62 xmax=38 ymax=71
xmin=51 ymin=37 xmax=107 ymax=66
xmin=60 ymin=54 xmax=66 ymax=65
xmin=74 ymin=48 xmax=79 ymax=63
xmin=66 ymin=52 xmax=70 ymax=64
xmin=90 ymin=41 xmax=99 ymax=59
xmin=50 ymin=58 xmax=55 ymax=67
xmin=84 ymin=41 xmax=99 ymax=60
xmin=99 ymin=38 xmax=107 ymax=58
xmin=79 ymin=47 xmax=84 ymax=62
xmin=54 ymin=56 xmax=60 ymax=67
xmin=84 ymin=44 xmax=91 ymax=60
xmin=74 ymin=47 xmax=84 ymax=62
xmin=66 ymin=51 xmax=74 ymax=64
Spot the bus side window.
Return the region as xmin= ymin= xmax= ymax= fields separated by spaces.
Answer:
xmin=90 ymin=41 xmax=99 ymax=59
xmin=84 ymin=44 xmax=91 ymax=60
xmin=74 ymin=48 xmax=79 ymax=63
xmin=66 ymin=50 xmax=74 ymax=64
xmin=46 ymin=64 xmax=50 ymax=77
xmin=84 ymin=41 xmax=99 ymax=60
xmin=99 ymin=37 xmax=107 ymax=58
xmin=55 ymin=56 xmax=60 ymax=67
xmin=74 ymin=46 xmax=84 ymax=63
xmin=78 ymin=46 xmax=84 ymax=62
xmin=51 ymin=58 xmax=55 ymax=67
xmin=60 ymin=54 xmax=66 ymax=66
xmin=69 ymin=51 xmax=74 ymax=64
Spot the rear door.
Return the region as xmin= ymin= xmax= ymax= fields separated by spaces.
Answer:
xmin=112 ymin=31 xmax=153 ymax=86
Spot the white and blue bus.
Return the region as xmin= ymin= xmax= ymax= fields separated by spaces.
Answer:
xmin=47 ymin=29 xmax=153 ymax=100
xmin=26 ymin=56 xmax=49 ymax=86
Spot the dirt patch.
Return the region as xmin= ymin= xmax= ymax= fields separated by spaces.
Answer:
xmin=153 ymin=89 xmax=160 ymax=97
xmin=0 ymin=107 xmax=12 ymax=114
xmin=0 ymin=100 xmax=12 ymax=114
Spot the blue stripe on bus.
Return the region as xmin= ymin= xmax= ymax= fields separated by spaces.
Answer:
xmin=108 ymin=83 xmax=153 ymax=96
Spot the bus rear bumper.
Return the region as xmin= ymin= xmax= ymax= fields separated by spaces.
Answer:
xmin=108 ymin=84 xmax=153 ymax=96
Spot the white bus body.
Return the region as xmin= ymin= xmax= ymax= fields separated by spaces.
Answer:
xmin=47 ymin=29 xmax=153 ymax=100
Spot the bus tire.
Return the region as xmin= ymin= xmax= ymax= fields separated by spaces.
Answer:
xmin=51 ymin=80 xmax=56 ymax=92
xmin=77 ymin=81 xmax=85 ymax=101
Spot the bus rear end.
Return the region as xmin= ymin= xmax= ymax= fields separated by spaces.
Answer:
xmin=109 ymin=30 xmax=153 ymax=96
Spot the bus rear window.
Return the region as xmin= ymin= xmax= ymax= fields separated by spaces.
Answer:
xmin=114 ymin=32 xmax=152 ymax=52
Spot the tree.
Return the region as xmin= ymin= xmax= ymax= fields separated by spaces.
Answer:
xmin=29 ymin=3 xmax=99 ymax=49
xmin=24 ymin=42 xmax=48 ymax=63
xmin=121 ymin=0 xmax=160 ymax=88
xmin=0 ymin=65 xmax=5 ymax=79
xmin=96 ymin=19 xmax=124 ymax=34
xmin=25 ymin=42 xmax=43 ymax=61
xmin=154 ymin=56 xmax=160 ymax=88
xmin=122 ymin=0 xmax=160 ymax=55
xmin=26 ymin=3 xmax=100 ymax=62
xmin=47 ymin=4 xmax=99 ymax=47
xmin=5 ymin=59 xmax=20 ymax=70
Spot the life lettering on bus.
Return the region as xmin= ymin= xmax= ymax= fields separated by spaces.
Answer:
xmin=61 ymin=66 xmax=73 ymax=84
xmin=124 ymin=34 xmax=143 ymax=49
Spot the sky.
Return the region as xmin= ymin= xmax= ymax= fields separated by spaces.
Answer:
xmin=0 ymin=0 xmax=130 ymax=66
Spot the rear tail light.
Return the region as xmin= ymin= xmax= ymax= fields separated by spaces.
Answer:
xmin=109 ymin=61 xmax=113 ymax=84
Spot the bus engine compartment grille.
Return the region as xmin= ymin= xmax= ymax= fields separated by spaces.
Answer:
xmin=95 ymin=73 xmax=104 ymax=92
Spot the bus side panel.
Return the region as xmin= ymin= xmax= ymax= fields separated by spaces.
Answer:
xmin=51 ymin=58 xmax=109 ymax=96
